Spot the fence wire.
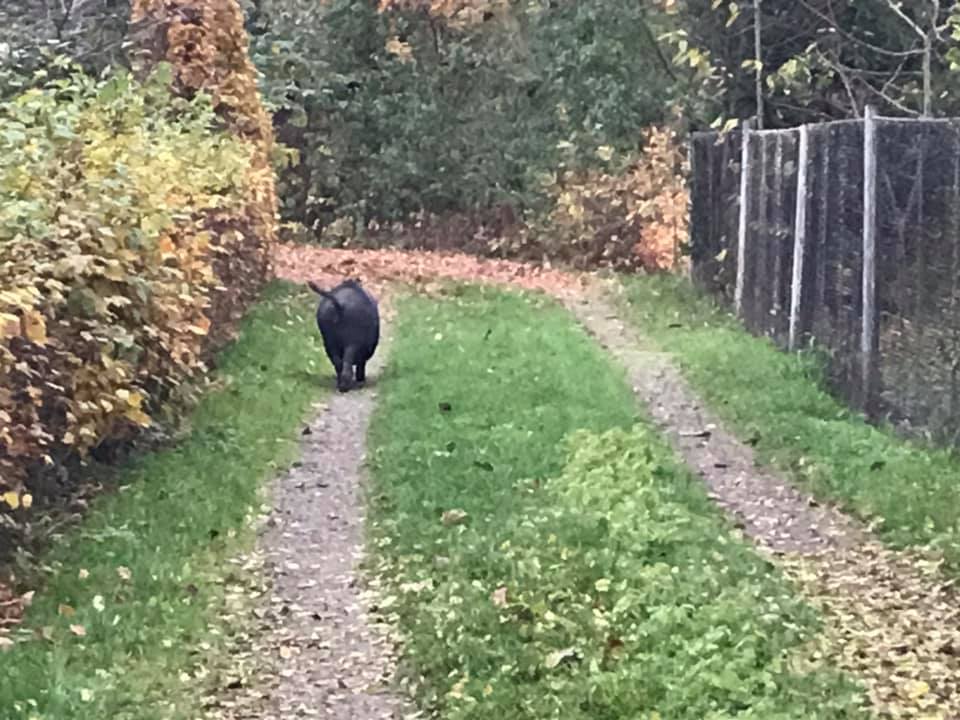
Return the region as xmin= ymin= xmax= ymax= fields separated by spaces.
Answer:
xmin=741 ymin=129 xmax=799 ymax=345
xmin=874 ymin=120 xmax=960 ymax=442
xmin=690 ymin=115 xmax=960 ymax=445
xmin=800 ymin=121 xmax=865 ymax=407
xmin=689 ymin=131 xmax=741 ymax=303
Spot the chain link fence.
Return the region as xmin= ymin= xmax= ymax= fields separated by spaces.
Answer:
xmin=690 ymin=112 xmax=960 ymax=444
xmin=689 ymin=131 xmax=741 ymax=303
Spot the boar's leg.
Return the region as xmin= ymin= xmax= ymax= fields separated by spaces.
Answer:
xmin=327 ymin=350 xmax=343 ymax=380
xmin=337 ymin=346 xmax=357 ymax=392
xmin=355 ymin=360 xmax=367 ymax=384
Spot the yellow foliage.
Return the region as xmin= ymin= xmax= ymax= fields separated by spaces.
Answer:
xmin=130 ymin=0 xmax=278 ymax=294
xmin=538 ymin=126 xmax=689 ymax=271
xmin=378 ymin=0 xmax=508 ymax=29
xmin=1 ymin=0 xmax=278 ymax=501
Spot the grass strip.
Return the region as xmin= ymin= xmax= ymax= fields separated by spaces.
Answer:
xmin=366 ymin=285 xmax=865 ymax=719
xmin=0 ymin=282 xmax=327 ymax=720
xmin=621 ymin=275 xmax=960 ymax=571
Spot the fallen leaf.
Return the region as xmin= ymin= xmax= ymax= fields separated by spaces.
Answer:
xmin=442 ymin=509 xmax=468 ymax=526
xmin=491 ymin=586 xmax=508 ymax=607
xmin=58 ymin=604 xmax=76 ymax=618
xmin=21 ymin=310 xmax=47 ymax=344
xmin=70 ymin=624 xmax=86 ymax=637
xmin=544 ymin=647 xmax=577 ymax=669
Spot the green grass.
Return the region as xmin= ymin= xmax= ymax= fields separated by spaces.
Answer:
xmin=621 ymin=275 xmax=960 ymax=570
xmin=0 ymin=281 xmax=329 ymax=720
xmin=366 ymin=285 xmax=866 ymax=720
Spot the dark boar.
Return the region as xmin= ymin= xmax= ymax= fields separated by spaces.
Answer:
xmin=308 ymin=279 xmax=380 ymax=392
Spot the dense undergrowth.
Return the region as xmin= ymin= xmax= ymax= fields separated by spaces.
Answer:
xmin=366 ymin=286 xmax=865 ymax=719
xmin=0 ymin=283 xmax=326 ymax=720
xmin=621 ymin=275 xmax=960 ymax=573
xmin=248 ymin=0 xmax=687 ymax=270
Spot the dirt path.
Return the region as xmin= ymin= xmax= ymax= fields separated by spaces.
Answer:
xmin=569 ymin=282 xmax=960 ymax=720
xmin=214 ymin=297 xmax=408 ymax=720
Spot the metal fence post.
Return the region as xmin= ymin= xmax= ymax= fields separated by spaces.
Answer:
xmin=734 ymin=119 xmax=754 ymax=318
xmin=788 ymin=124 xmax=810 ymax=351
xmin=861 ymin=106 xmax=878 ymax=411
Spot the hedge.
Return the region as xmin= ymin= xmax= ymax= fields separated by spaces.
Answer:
xmin=0 ymin=0 xmax=278 ymax=510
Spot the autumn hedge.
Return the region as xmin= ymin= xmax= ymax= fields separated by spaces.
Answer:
xmin=0 ymin=0 xmax=278 ymax=508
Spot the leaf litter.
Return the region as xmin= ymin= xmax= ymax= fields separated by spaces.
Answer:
xmin=272 ymin=244 xmax=586 ymax=300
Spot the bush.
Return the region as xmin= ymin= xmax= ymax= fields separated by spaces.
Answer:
xmin=0 ymin=64 xmax=260 ymax=506
xmin=517 ymin=125 xmax=689 ymax=271
xmin=248 ymin=0 xmax=677 ymax=235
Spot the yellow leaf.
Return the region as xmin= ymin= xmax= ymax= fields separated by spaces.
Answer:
xmin=21 ymin=493 xmax=32 ymax=509
xmin=907 ymin=679 xmax=930 ymax=700
xmin=0 ymin=313 xmax=19 ymax=339
xmin=385 ymin=37 xmax=414 ymax=62
xmin=124 ymin=407 xmax=151 ymax=427
xmin=188 ymin=315 xmax=211 ymax=336
xmin=482 ymin=683 xmax=493 ymax=697
xmin=2 ymin=491 xmax=19 ymax=510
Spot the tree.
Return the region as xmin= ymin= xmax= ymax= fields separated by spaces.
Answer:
xmin=667 ymin=0 xmax=960 ymax=127
xmin=245 ymin=0 xmax=680 ymax=231
xmin=0 ymin=1 xmax=130 ymax=96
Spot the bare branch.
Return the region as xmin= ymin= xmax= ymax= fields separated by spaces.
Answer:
xmin=883 ymin=0 xmax=928 ymax=40
xmin=798 ymin=0 xmax=925 ymax=58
